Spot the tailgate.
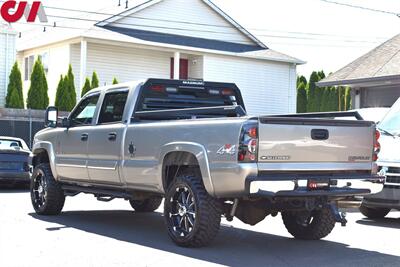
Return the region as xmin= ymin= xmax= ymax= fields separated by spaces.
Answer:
xmin=257 ymin=117 xmax=375 ymax=171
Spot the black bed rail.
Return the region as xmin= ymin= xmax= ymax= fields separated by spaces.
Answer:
xmin=132 ymin=105 xmax=247 ymax=121
xmin=266 ymin=111 xmax=364 ymax=121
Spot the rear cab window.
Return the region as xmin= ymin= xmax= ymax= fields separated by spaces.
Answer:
xmin=132 ymin=80 xmax=245 ymax=121
xmin=98 ymin=91 xmax=129 ymax=124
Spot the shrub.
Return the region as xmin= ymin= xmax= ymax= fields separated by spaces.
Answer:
xmin=27 ymin=58 xmax=49 ymax=110
xmin=55 ymin=75 xmax=66 ymax=111
xmin=64 ymin=65 xmax=77 ymax=111
xmin=296 ymin=82 xmax=307 ymax=113
xmin=81 ymin=77 xmax=92 ymax=97
xmin=306 ymin=71 xmax=320 ymax=112
xmin=5 ymin=62 xmax=24 ymax=109
xmin=91 ymin=71 xmax=99 ymax=89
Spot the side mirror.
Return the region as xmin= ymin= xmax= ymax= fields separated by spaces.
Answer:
xmin=61 ymin=117 xmax=71 ymax=128
xmin=45 ymin=106 xmax=58 ymax=128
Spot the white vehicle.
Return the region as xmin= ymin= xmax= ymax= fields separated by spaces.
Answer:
xmin=361 ymin=98 xmax=400 ymax=218
xmin=353 ymin=108 xmax=390 ymax=124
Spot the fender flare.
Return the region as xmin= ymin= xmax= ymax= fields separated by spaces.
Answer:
xmin=158 ymin=142 xmax=215 ymax=196
xmin=31 ymin=141 xmax=58 ymax=179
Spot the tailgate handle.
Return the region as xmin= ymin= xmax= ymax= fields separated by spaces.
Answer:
xmin=311 ymin=129 xmax=329 ymax=140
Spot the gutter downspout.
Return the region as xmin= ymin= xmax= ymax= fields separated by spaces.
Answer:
xmin=79 ymin=39 xmax=87 ymax=100
xmin=4 ymin=31 xmax=9 ymax=108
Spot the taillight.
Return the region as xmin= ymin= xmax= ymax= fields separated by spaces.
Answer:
xmin=221 ymin=88 xmax=234 ymax=96
xmin=373 ymin=129 xmax=381 ymax=162
xmin=238 ymin=122 xmax=258 ymax=163
xmin=150 ymin=85 xmax=165 ymax=93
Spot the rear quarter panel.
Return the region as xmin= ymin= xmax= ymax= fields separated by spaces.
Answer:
xmin=121 ymin=117 xmax=248 ymax=196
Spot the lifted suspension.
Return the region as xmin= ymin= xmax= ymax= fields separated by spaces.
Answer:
xmin=330 ymin=203 xmax=347 ymax=227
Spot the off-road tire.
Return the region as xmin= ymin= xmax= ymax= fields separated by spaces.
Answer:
xmin=164 ymin=170 xmax=222 ymax=247
xmin=360 ymin=204 xmax=390 ymax=219
xmin=130 ymin=197 xmax=163 ymax=212
xmin=30 ymin=163 xmax=65 ymax=215
xmin=282 ymin=206 xmax=336 ymax=240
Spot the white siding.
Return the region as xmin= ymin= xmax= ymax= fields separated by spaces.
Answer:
xmin=187 ymin=55 xmax=203 ymax=80
xmin=0 ymin=32 xmax=16 ymax=107
xmin=110 ymin=0 xmax=254 ymax=45
xmin=19 ymin=43 xmax=70 ymax=106
xmin=203 ymin=55 xmax=297 ymax=116
xmin=70 ymin=43 xmax=81 ymax=96
xmin=81 ymin=42 xmax=172 ymax=87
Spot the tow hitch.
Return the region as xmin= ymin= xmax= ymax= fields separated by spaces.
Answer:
xmin=330 ymin=204 xmax=347 ymax=227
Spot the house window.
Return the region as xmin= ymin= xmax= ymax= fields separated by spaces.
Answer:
xmin=38 ymin=52 xmax=49 ymax=74
xmin=24 ymin=55 xmax=34 ymax=81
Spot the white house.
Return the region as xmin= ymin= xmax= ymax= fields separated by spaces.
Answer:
xmin=17 ymin=0 xmax=304 ymax=115
xmin=0 ymin=21 xmax=17 ymax=108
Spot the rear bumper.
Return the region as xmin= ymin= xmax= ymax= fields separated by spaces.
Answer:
xmin=247 ymin=174 xmax=384 ymax=198
xmin=0 ymin=171 xmax=30 ymax=183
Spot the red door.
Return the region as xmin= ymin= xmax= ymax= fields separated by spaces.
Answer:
xmin=170 ymin=58 xmax=189 ymax=80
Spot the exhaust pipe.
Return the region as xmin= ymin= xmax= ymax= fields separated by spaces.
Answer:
xmin=337 ymin=197 xmax=362 ymax=209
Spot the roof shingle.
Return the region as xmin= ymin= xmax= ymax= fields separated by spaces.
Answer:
xmin=319 ymin=34 xmax=400 ymax=86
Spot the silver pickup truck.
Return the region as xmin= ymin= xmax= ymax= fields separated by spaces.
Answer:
xmin=30 ymin=79 xmax=384 ymax=247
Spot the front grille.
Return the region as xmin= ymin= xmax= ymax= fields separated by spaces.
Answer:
xmin=384 ymin=167 xmax=400 ymax=187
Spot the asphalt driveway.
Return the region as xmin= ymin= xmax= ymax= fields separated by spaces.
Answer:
xmin=0 ymin=188 xmax=399 ymax=267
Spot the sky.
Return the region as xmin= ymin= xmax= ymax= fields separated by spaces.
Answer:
xmin=9 ymin=0 xmax=400 ymax=79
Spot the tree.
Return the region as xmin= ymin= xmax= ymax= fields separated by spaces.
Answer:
xmin=307 ymin=71 xmax=320 ymax=112
xmin=63 ymin=65 xmax=77 ymax=111
xmin=91 ymin=71 xmax=99 ymax=89
xmin=338 ymin=87 xmax=346 ymax=111
xmin=27 ymin=58 xmax=49 ymax=110
xmin=330 ymin=87 xmax=339 ymax=111
xmin=317 ymin=71 xmax=326 ymax=80
xmin=345 ymin=87 xmax=352 ymax=110
xmin=297 ymin=75 xmax=307 ymax=88
xmin=314 ymin=71 xmax=326 ymax=112
xmin=81 ymin=77 xmax=92 ymax=97
xmin=5 ymin=62 xmax=24 ymax=109
xmin=55 ymin=75 xmax=64 ymax=109
xmin=320 ymin=88 xmax=330 ymax=112
xmin=8 ymin=86 xmax=22 ymax=109
xmin=112 ymin=77 xmax=119 ymax=85
xmin=296 ymin=82 xmax=307 ymax=113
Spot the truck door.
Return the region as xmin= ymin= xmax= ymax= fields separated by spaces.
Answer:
xmin=86 ymin=90 xmax=129 ymax=185
xmin=56 ymin=94 xmax=100 ymax=181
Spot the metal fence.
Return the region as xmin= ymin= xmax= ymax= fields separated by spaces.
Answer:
xmin=0 ymin=119 xmax=44 ymax=149
xmin=0 ymin=108 xmax=69 ymax=149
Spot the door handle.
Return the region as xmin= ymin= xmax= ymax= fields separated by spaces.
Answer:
xmin=81 ymin=133 xmax=89 ymax=142
xmin=311 ymin=129 xmax=329 ymax=140
xmin=108 ymin=132 xmax=117 ymax=141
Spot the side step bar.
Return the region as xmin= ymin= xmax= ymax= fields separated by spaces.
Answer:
xmin=61 ymin=184 xmax=132 ymax=200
